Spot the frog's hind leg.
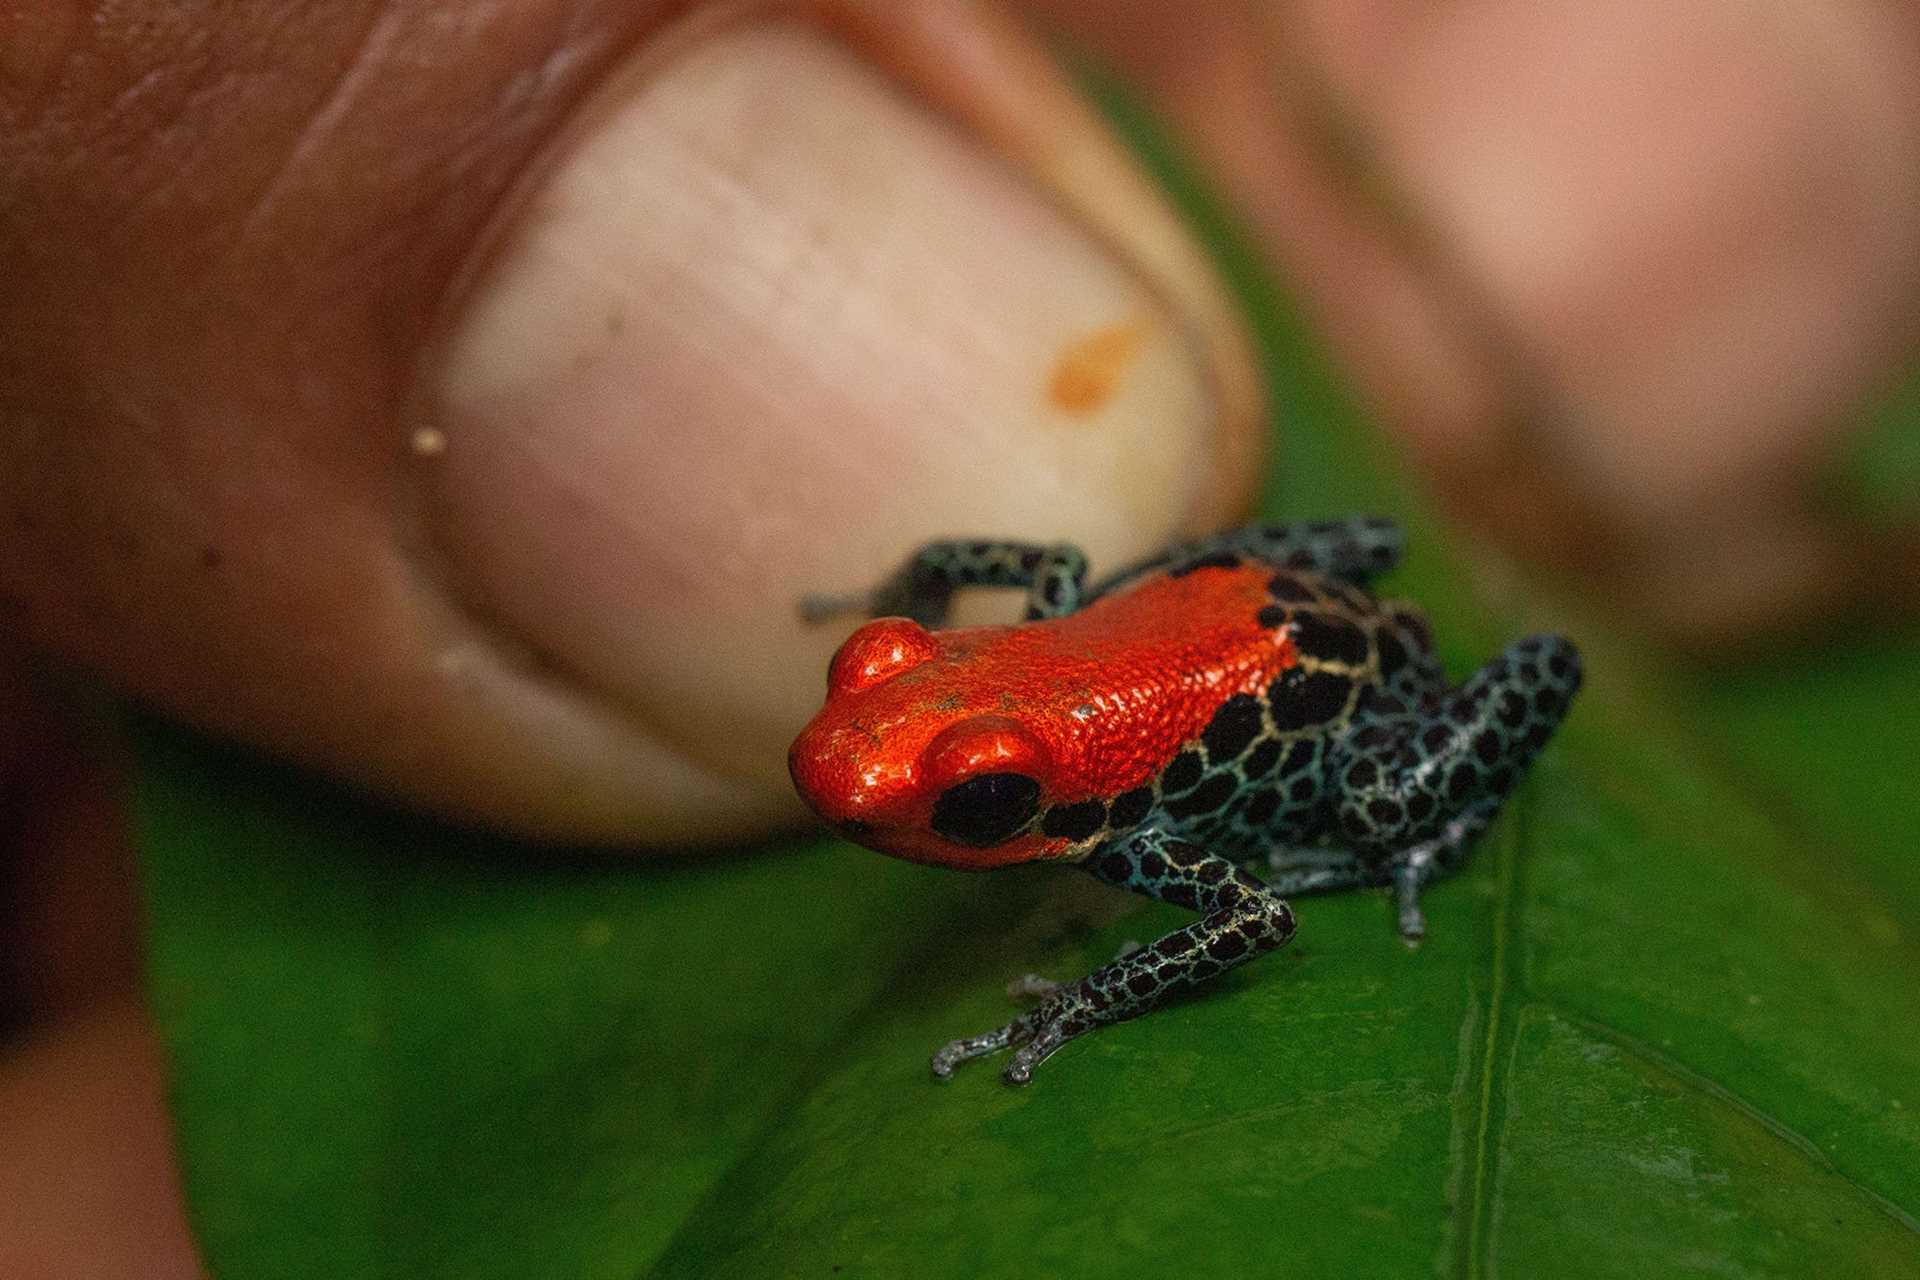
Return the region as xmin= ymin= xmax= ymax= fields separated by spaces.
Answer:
xmin=800 ymin=539 xmax=1090 ymax=627
xmin=1218 ymin=515 xmax=1405 ymax=584
xmin=1260 ymin=848 xmax=1375 ymax=897
xmin=1325 ymin=633 xmax=1583 ymax=941
xmin=1366 ymin=599 xmax=1447 ymax=712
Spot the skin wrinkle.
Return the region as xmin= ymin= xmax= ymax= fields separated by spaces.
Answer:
xmin=232 ymin=6 xmax=631 ymax=283
xmin=232 ymin=2 xmax=396 ymax=246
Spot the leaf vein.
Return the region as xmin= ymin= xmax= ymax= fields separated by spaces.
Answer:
xmin=1543 ymin=1004 xmax=1920 ymax=1240
xmin=1462 ymin=795 xmax=1530 ymax=1278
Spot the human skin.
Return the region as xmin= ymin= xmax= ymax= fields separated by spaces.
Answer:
xmin=2 ymin=1 xmax=1916 ymax=1271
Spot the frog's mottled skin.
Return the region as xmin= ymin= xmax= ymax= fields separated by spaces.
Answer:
xmin=789 ymin=517 xmax=1581 ymax=1085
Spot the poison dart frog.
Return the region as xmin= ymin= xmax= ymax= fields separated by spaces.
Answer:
xmin=789 ymin=517 xmax=1581 ymax=1085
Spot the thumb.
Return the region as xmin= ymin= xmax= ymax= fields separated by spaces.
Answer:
xmin=0 ymin=0 xmax=1261 ymax=844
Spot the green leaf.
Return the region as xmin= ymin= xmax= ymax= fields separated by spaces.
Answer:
xmin=141 ymin=76 xmax=1920 ymax=1279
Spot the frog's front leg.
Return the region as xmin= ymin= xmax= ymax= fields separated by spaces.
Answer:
xmin=800 ymin=539 xmax=1090 ymax=627
xmin=931 ymin=826 xmax=1296 ymax=1085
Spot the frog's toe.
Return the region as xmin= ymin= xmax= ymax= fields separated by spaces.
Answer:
xmin=1002 ymin=1020 xmax=1070 ymax=1086
xmin=1005 ymin=973 xmax=1064 ymax=1002
xmin=929 ymin=1012 xmax=1035 ymax=1080
xmin=998 ymin=997 xmax=1104 ymax=1084
xmin=1394 ymin=864 xmax=1429 ymax=944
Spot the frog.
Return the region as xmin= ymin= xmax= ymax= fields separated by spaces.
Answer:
xmin=788 ymin=516 xmax=1581 ymax=1085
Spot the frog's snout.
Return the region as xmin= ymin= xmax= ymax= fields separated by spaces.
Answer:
xmin=788 ymin=715 xmax=915 ymax=832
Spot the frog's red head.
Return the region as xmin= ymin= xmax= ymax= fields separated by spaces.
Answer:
xmin=789 ymin=617 xmax=1060 ymax=869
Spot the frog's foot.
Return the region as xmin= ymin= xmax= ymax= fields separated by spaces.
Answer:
xmin=1257 ymin=843 xmax=1433 ymax=938
xmin=929 ymin=990 xmax=1101 ymax=1085
xmin=800 ymin=539 xmax=1090 ymax=629
xmin=930 ymin=989 xmax=1092 ymax=1083
xmin=931 ymin=1011 xmax=1034 ymax=1081
xmin=929 ymin=996 xmax=1077 ymax=1082
xmin=1256 ymin=840 xmax=1460 ymax=941
xmin=999 ymin=997 xmax=1097 ymax=1086
xmin=1387 ymin=801 xmax=1505 ymax=942
xmin=935 ymin=830 xmax=1297 ymax=1085
xmin=1392 ymin=863 xmax=1426 ymax=944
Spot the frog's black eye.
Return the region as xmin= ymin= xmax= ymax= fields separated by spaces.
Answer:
xmin=931 ymin=772 xmax=1042 ymax=847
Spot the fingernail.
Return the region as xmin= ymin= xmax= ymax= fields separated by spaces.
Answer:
xmin=426 ymin=21 xmax=1219 ymax=821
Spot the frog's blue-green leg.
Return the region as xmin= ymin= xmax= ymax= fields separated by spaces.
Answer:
xmin=1262 ymin=798 xmax=1499 ymax=932
xmin=799 ymin=539 xmax=1089 ymax=626
xmin=1092 ymin=515 xmax=1403 ymax=599
xmin=1260 ymin=849 xmax=1376 ymax=896
xmin=1323 ymin=633 xmax=1584 ymax=941
xmin=931 ymin=826 xmax=1296 ymax=1085
xmin=1369 ymin=600 xmax=1448 ymax=711
xmin=1215 ymin=514 xmax=1404 ymax=582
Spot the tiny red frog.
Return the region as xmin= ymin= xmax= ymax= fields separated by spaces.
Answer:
xmin=789 ymin=517 xmax=1580 ymax=1084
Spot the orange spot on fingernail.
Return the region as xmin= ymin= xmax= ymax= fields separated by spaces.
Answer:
xmin=1048 ymin=319 xmax=1146 ymax=416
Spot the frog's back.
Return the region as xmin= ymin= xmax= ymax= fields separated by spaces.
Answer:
xmin=911 ymin=558 xmax=1296 ymax=807
xmin=1010 ymin=552 xmax=1429 ymax=859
